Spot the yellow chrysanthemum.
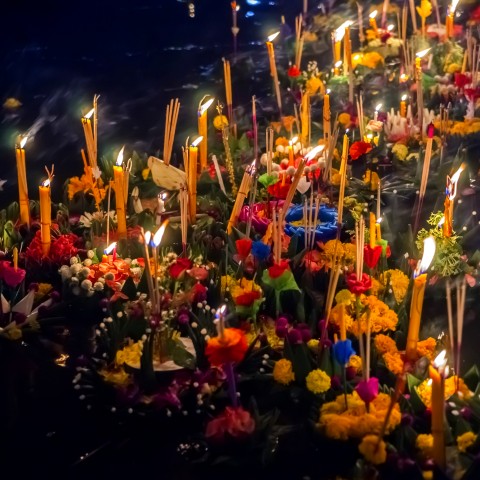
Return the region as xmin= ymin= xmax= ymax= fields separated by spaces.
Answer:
xmin=34 ymin=283 xmax=53 ymax=301
xmin=361 ymin=51 xmax=384 ymax=69
xmin=307 ymin=339 xmax=320 ymax=350
xmin=343 ymin=243 xmax=357 ymax=263
xmin=273 ymin=359 xmax=295 ymax=385
xmin=417 ymin=376 xmax=472 ymax=408
xmin=383 ymin=269 xmax=409 ymax=303
xmin=275 ymin=136 xmax=290 ymax=147
xmin=348 ymin=355 xmax=362 ymax=374
xmin=335 ymin=289 xmax=354 ymax=305
xmin=306 ymin=369 xmax=331 ymax=394
xmin=416 ymin=434 xmax=434 ymax=457
xmin=359 ymin=435 xmax=387 ymax=465
xmin=457 ymin=431 xmax=477 ymax=453
xmin=338 ymin=113 xmax=351 ymax=127
xmin=392 ymin=143 xmax=409 ymax=162
xmin=306 ymin=76 xmax=323 ymax=96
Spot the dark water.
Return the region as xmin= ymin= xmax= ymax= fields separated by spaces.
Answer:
xmin=0 ymin=0 xmax=300 ymax=200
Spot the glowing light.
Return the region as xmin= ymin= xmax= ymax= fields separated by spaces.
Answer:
xmin=433 ymin=349 xmax=448 ymax=369
xmin=305 ymin=145 xmax=325 ymax=160
xmin=152 ymin=219 xmax=169 ymax=247
xmin=447 ymin=163 xmax=466 ymax=200
xmin=334 ymin=60 xmax=343 ymax=68
xmin=104 ymin=242 xmax=117 ymax=254
xmin=84 ymin=108 xmax=95 ymax=119
xmin=375 ymin=103 xmax=383 ymax=111
xmin=144 ymin=231 xmax=151 ymax=245
xmin=451 ymin=0 xmax=460 ymax=12
xmin=401 ymin=94 xmax=408 ymax=101
xmin=414 ymin=236 xmax=436 ymax=277
xmin=289 ymin=136 xmax=299 ymax=145
xmin=267 ymin=31 xmax=280 ymax=42
xmin=334 ymin=21 xmax=352 ymax=42
xmin=42 ymin=179 xmax=50 ymax=188
xmin=438 ymin=216 xmax=445 ymax=227
xmin=369 ymin=10 xmax=378 ymax=19
xmin=376 ymin=217 xmax=383 ymax=224
xmin=199 ymin=98 xmax=214 ymax=115
xmin=217 ymin=304 xmax=227 ymax=317
xmin=116 ymin=146 xmax=125 ymax=166
xmin=387 ymin=24 xmax=395 ymax=31
xmin=416 ymin=48 xmax=431 ymax=59
xmin=191 ymin=136 xmax=203 ymax=147
xmin=19 ymin=136 xmax=28 ymax=149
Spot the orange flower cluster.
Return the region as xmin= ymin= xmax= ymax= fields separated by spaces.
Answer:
xmin=205 ymin=328 xmax=248 ymax=366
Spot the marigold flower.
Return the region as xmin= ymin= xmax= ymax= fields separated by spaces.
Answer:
xmin=392 ymin=143 xmax=409 ymax=162
xmin=383 ymin=269 xmax=409 ymax=303
xmin=306 ymin=369 xmax=331 ymax=394
xmin=359 ymin=434 xmax=387 ymax=465
xmin=213 ymin=115 xmax=229 ymax=130
xmin=457 ymin=431 xmax=477 ymax=453
xmin=416 ymin=433 xmax=434 ymax=457
xmin=348 ymin=355 xmax=362 ymax=374
xmin=374 ymin=334 xmax=397 ymax=355
xmin=205 ymin=328 xmax=248 ymax=366
xmin=306 ymin=76 xmax=323 ymax=95
xmin=273 ymin=358 xmax=295 ymax=385
xmin=417 ymin=376 xmax=472 ymax=408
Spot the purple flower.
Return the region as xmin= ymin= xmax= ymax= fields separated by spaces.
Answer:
xmin=332 ymin=339 xmax=355 ymax=365
xmin=177 ymin=310 xmax=190 ymax=325
xmin=355 ymin=377 xmax=379 ymax=405
xmin=287 ymin=328 xmax=302 ymax=344
xmin=331 ymin=375 xmax=341 ymax=389
xmin=297 ymin=323 xmax=312 ymax=342
xmin=275 ymin=316 xmax=289 ymax=338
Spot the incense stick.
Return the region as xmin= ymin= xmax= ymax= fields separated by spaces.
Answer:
xmin=163 ymin=98 xmax=180 ymax=166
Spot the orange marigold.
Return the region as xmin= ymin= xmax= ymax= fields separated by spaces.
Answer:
xmin=205 ymin=328 xmax=249 ymax=366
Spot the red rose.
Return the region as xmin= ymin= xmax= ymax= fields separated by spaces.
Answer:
xmin=235 ymin=238 xmax=252 ymax=261
xmin=346 ymin=273 xmax=372 ymax=295
xmin=364 ymin=245 xmax=382 ymax=269
xmin=188 ymin=266 xmax=209 ymax=281
xmin=287 ymin=65 xmax=301 ymax=78
xmin=349 ymin=141 xmax=372 ymax=161
xmin=235 ymin=290 xmax=261 ymax=307
xmin=205 ymin=406 xmax=255 ymax=443
xmin=268 ymin=260 xmax=290 ymax=279
xmin=169 ymin=257 xmax=193 ymax=279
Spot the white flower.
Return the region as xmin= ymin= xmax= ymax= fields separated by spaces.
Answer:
xmin=81 ymin=280 xmax=92 ymax=290
xmin=94 ymin=282 xmax=104 ymax=291
xmin=70 ymin=257 xmax=79 ymax=265
xmin=70 ymin=263 xmax=82 ymax=275
xmin=83 ymin=259 xmax=93 ymax=267
xmin=59 ymin=265 xmax=72 ymax=281
xmin=87 ymin=250 xmax=95 ymax=259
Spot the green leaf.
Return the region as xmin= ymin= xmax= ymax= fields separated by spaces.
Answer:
xmin=463 ymin=365 xmax=480 ymax=392
xmin=261 ymin=269 xmax=300 ymax=293
xmin=171 ymin=340 xmax=196 ymax=369
xmin=258 ymin=173 xmax=279 ymax=188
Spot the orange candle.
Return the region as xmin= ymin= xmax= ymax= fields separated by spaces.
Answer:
xmin=198 ymin=97 xmax=214 ymax=171
xmin=15 ymin=137 xmax=30 ymax=226
xmin=323 ymin=90 xmax=331 ymax=142
xmin=288 ymin=136 xmax=298 ymax=166
xmin=188 ymin=137 xmax=202 ymax=221
xmin=405 ymin=236 xmax=436 ymax=361
xmin=445 ymin=1 xmax=459 ymax=39
xmin=113 ymin=147 xmax=127 ymax=239
xmin=369 ymin=10 xmax=379 ymax=36
xmin=400 ymin=95 xmax=407 ymax=118
xmin=429 ymin=350 xmax=447 ymax=470
xmin=39 ymin=179 xmax=52 ymax=256
xmin=339 ymin=303 xmax=346 ymax=340
xmin=443 ymin=163 xmax=465 ymax=238
xmin=369 ymin=212 xmax=376 ymax=248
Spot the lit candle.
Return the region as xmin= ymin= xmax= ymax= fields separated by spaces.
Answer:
xmin=142 ymin=231 xmax=155 ymax=303
xmin=369 ymin=212 xmax=376 ymax=248
xmin=188 ymin=136 xmax=203 ymax=221
xmin=288 ymin=136 xmax=298 ymax=166
xmin=429 ymin=350 xmax=447 ymax=470
xmin=300 ymin=93 xmax=310 ymax=145
xmin=374 ymin=103 xmax=382 ymax=121
xmin=443 ymin=163 xmax=465 ymax=237
xmin=15 ymin=136 xmax=30 ymax=226
xmin=405 ymin=236 xmax=436 ymax=361
xmin=337 ymin=133 xmax=350 ymax=226
xmin=104 ymin=241 xmax=117 ymax=263
xmin=376 ymin=218 xmax=382 ymax=242
xmin=156 ymin=192 xmax=167 ymax=226
xmin=343 ymin=22 xmax=353 ymax=72
xmin=231 ymin=1 xmax=240 ymax=54
xmin=152 ymin=219 xmax=169 ymax=313
xmin=446 ymin=0 xmax=459 ymax=39
xmin=81 ymin=108 xmax=96 ymax=170
xmin=333 ymin=60 xmax=343 ymax=77
xmin=333 ymin=22 xmax=349 ymax=63
xmin=39 ymin=178 xmax=52 ymax=256
xmin=266 ymin=32 xmax=282 ymax=114
xmin=198 ymin=97 xmax=214 ymax=172
xmin=369 ymin=10 xmax=379 ymax=37
xmin=113 ymin=146 xmax=128 ymax=239
xmin=323 ymin=89 xmax=331 ymax=143
xmin=400 ymin=94 xmax=408 ymax=118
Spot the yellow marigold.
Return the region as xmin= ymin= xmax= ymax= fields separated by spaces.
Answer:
xmin=370 ymin=277 xmax=382 ymax=297
xmin=417 ymin=376 xmax=472 ymax=408
xmin=273 ymin=359 xmax=295 ymax=385
xmin=348 ymin=355 xmax=362 ymax=374
xmin=329 ymin=304 xmax=355 ymax=334
xmin=392 ymin=143 xmax=409 ymax=162
xmin=416 ymin=337 xmax=437 ymax=360
xmin=275 ymin=136 xmax=290 ymax=147
xmin=306 ymin=76 xmax=323 ymax=96
xmin=116 ymin=341 xmax=143 ymax=366
xmin=383 ymin=269 xmax=409 ymax=303
xmin=374 ymin=334 xmax=398 ymax=355
xmin=361 ymin=51 xmax=384 ymax=69
xmin=351 ymin=52 xmax=363 ymax=70
xmin=322 ymin=414 xmax=352 ymax=440
xmin=359 ymin=435 xmax=387 ymax=465
xmin=306 ymin=369 xmax=331 ymax=394
xmin=416 ymin=434 xmax=434 ymax=457
xmin=282 ymin=116 xmax=296 ymax=133
xmin=34 ymin=283 xmax=53 ymax=301
xmin=213 ymin=115 xmax=229 ymax=130
xmin=383 ymin=351 xmax=404 ymax=375
xmin=307 ymin=339 xmax=320 ymax=350
xmin=335 ymin=289 xmax=354 ymax=305
xmin=446 ymin=63 xmax=461 ymax=74
xmin=338 ymin=113 xmax=351 ymax=127
xmin=331 ymin=168 xmax=341 ymax=186
xmin=68 ymin=176 xmax=88 ymax=200
xmin=343 ymin=243 xmax=357 ymax=264
xmin=142 ymin=167 xmax=151 ymax=180
xmin=355 ymin=295 xmax=398 ymax=335
xmin=322 ymin=239 xmax=344 ymax=261
xmin=100 ymin=367 xmax=131 ymax=386
xmin=457 ymin=431 xmax=477 ymax=453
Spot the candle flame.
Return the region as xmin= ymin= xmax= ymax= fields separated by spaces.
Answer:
xmin=290 ymin=136 xmax=298 ymax=145
xmin=144 ymin=231 xmax=151 ymax=245
xmin=447 ymin=163 xmax=466 ymax=200
xmin=217 ymin=304 xmax=227 ymax=317
xmin=42 ymin=179 xmax=50 ymax=188
xmin=427 ymin=379 xmax=433 ymax=386
xmin=376 ymin=217 xmax=383 ymax=224
xmin=369 ymin=10 xmax=378 ymax=18
xmin=305 ymin=145 xmax=325 ymax=160
xmin=19 ymin=136 xmax=28 ymax=149
xmin=334 ymin=60 xmax=343 ymax=68
xmin=451 ymin=0 xmax=460 ymax=12
xmin=116 ymin=146 xmax=125 ymax=166
xmin=84 ymin=108 xmax=95 ymax=119
xmin=104 ymin=242 xmax=117 ymax=255
xmin=401 ymin=94 xmax=408 ymax=101
xmin=159 ymin=192 xmax=167 ymax=200
xmin=152 ymin=219 xmax=169 ymax=247
xmin=375 ymin=103 xmax=382 ymax=111
xmin=199 ymin=98 xmax=215 ymax=115
xmin=438 ymin=216 xmax=445 ymax=227
xmin=415 ymin=236 xmax=436 ymax=277
xmin=433 ymin=349 xmax=447 ymax=369
xmin=416 ymin=48 xmax=431 ymax=58
xmin=191 ymin=136 xmax=203 ymax=147
xmin=326 ymin=89 xmax=331 ymax=95
xmin=267 ymin=31 xmax=280 ymax=42
xmin=387 ymin=24 xmax=395 ymax=31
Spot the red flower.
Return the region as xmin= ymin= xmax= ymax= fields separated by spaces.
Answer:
xmin=169 ymin=258 xmax=193 ymax=279
xmin=268 ymin=260 xmax=290 ymax=279
xmin=287 ymin=65 xmax=301 ymax=78
xmin=205 ymin=406 xmax=255 ymax=443
xmin=455 ymin=73 xmax=471 ymax=90
xmin=235 ymin=238 xmax=252 ymax=261
xmin=355 ymin=377 xmax=379 ymax=405
xmin=267 ymin=180 xmax=291 ymax=199
xmin=349 ymin=141 xmax=372 ymax=161
xmin=364 ymin=245 xmax=383 ymax=269
xmin=188 ymin=266 xmax=209 ymax=281
xmin=234 ymin=290 xmax=261 ymax=307
xmin=191 ymin=282 xmax=207 ymax=303
xmin=0 ymin=261 xmax=26 ymax=288
xmin=346 ymin=273 xmax=372 ymax=295
xmin=205 ymin=328 xmax=248 ymax=366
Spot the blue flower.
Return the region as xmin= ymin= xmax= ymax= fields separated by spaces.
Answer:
xmin=332 ymin=339 xmax=355 ymax=366
xmin=251 ymin=241 xmax=271 ymax=261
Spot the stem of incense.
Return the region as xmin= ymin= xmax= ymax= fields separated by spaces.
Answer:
xmin=106 ymin=180 xmax=112 ymax=246
xmin=280 ymin=159 xmax=306 ymax=224
xmin=337 ymin=134 xmax=350 ymax=226
xmin=409 ymin=0 xmax=417 ymax=33
xmin=357 ymin=2 xmax=365 ymax=44
xmin=163 ymin=98 xmax=180 ymax=166
xmin=141 ymin=230 xmax=155 ymax=304
xmin=266 ymin=127 xmax=274 ymax=176
xmin=456 ymin=279 xmax=466 ymax=388
xmin=222 ymin=126 xmax=237 ymax=196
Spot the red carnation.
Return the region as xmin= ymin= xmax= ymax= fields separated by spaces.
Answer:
xmin=267 ymin=260 xmax=290 ymax=279
xmin=349 ymin=141 xmax=372 ymax=161
xmin=346 ymin=272 xmax=372 ymax=295
xmin=205 ymin=406 xmax=255 ymax=443
xmin=169 ymin=257 xmax=193 ymax=279
xmin=205 ymin=328 xmax=248 ymax=366
xmin=287 ymin=65 xmax=301 ymax=78
xmin=235 ymin=238 xmax=252 ymax=262
xmin=455 ymin=73 xmax=471 ymax=90
xmin=364 ymin=245 xmax=383 ymax=269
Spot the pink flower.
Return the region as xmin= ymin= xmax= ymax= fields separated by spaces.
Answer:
xmin=346 ymin=273 xmax=372 ymax=295
xmin=355 ymin=377 xmax=379 ymax=405
xmin=0 ymin=261 xmax=26 ymax=288
xmin=169 ymin=258 xmax=193 ymax=279
xmin=188 ymin=266 xmax=209 ymax=281
xmin=363 ymin=245 xmax=382 ymax=269
xmin=205 ymin=406 xmax=255 ymax=442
